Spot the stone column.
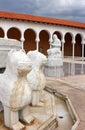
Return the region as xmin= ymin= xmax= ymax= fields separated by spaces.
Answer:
xmin=81 ymin=42 xmax=84 ymax=60
xmin=81 ymin=41 xmax=84 ymax=74
xmin=71 ymin=39 xmax=75 ymax=75
xmin=36 ymin=33 xmax=40 ymax=51
xmin=4 ymin=29 xmax=8 ymax=39
xmin=20 ymin=31 xmax=25 ymax=49
xmin=72 ymin=40 xmax=75 ymax=60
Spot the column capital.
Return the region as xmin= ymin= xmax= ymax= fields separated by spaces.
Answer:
xmin=4 ymin=30 xmax=8 ymax=39
xmin=20 ymin=30 xmax=25 ymax=42
xmin=20 ymin=38 xmax=25 ymax=42
xmin=81 ymin=40 xmax=85 ymax=44
xmin=35 ymin=38 xmax=40 ymax=43
xmin=72 ymin=40 xmax=75 ymax=44
xmin=61 ymin=39 xmax=65 ymax=44
xmin=35 ymin=32 xmax=40 ymax=42
xmin=72 ymin=36 xmax=76 ymax=44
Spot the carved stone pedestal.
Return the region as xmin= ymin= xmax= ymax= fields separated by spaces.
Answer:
xmin=0 ymin=91 xmax=58 ymax=130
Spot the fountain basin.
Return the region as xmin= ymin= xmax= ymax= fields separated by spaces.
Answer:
xmin=45 ymin=86 xmax=79 ymax=130
xmin=0 ymin=90 xmax=58 ymax=130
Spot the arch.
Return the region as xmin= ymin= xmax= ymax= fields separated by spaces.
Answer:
xmin=24 ymin=28 xmax=36 ymax=52
xmin=75 ymin=33 xmax=82 ymax=56
xmin=39 ymin=30 xmax=50 ymax=55
xmin=0 ymin=27 xmax=4 ymax=38
xmin=64 ymin=32 xmax=72 ymax=56
xmin=7 ymin=27 xmax=21 ymax=40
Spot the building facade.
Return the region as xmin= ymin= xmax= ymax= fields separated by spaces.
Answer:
xmin=0 ymin=11 xmax=85 ymax=58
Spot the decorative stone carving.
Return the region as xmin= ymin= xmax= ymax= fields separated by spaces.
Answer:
xmin=0 ymin=49 xmax=34 ymax=130
xmin=47 ymin=34 xmax=62 ymax=66
xmin=27 ymin=50 xmax=47 ymax=106
xmin=45 ymin=34 xmax=63 ymax=77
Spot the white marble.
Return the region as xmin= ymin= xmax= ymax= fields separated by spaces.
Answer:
xmin=45 ymin=34 xmax=63 ymax=77
xmin=0 ymin=38 xmax=22 ymax=68
xmin=0 ymin=15 xmax=85 ymax=59
xmin=0 ymin=49 xmax=34 ymax=130
xmin=47 ymin=34 xmax=62 ymax=66
xmin=27 ymin=50 xmax=47 ymax=106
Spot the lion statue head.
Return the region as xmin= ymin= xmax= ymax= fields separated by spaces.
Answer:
xmin=27 ymin=50 xmax=47 ymax=91
xmin=27 ymin=50 xmax=47 ymax=69
xmin=5 ymin=49 xmax=32 ymax=77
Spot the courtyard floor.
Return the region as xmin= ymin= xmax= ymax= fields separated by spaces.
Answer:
xmin=46 ymin=74 xmax=85 ymax=130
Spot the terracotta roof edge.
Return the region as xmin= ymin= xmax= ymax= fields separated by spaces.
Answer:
xmin=0 ymin=11 xmax=85 ymax=29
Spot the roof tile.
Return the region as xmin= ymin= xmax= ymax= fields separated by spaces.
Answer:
xmin=0 ymin=11 xmax=85 ymax=29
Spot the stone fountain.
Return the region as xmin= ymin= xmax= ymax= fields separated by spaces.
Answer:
xmin=0 ymin=49 xmax=58 ymax=130
xmin=44 ymin=34 xmax=63 ymax=78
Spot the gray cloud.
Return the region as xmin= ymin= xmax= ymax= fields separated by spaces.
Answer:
xmin=0 ymin=0 xmax=85 ymax=22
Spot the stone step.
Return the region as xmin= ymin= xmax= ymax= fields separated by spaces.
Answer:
xmin=49 ymin=122 xmax=58 ymax=130
xmin=38 ymin=115 xmax=58 ymax=130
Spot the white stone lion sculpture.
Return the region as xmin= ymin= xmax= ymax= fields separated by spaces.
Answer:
xmin=27 ymin=50 xmax=47 ymax=106
xmin=0 ymin=49 xmax=34 ymax=130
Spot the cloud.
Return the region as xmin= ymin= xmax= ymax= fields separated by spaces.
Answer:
xmin=34 ymin=0 xmax=85 ymax=22
xmin=0 ymin=0 xmax=84 ymax=22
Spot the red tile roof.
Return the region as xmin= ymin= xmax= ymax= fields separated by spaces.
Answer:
xmin=0 ymin=11 xmax=85 ymax=29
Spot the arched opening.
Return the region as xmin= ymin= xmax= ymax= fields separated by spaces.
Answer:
xmin=64 ymin=33 xmax=72 ymax=56
xmin=24 ymin=29 xmax=36 ymax=53
xmin=0 ymin=27 xmax=4 ymax=38
xmin=39 ymin=30 xmax=49 ymax=55
xmin=75 ymin=34 xmax=82 ymax=57
xmin=7 ymin=27 xmax=21 ymax=40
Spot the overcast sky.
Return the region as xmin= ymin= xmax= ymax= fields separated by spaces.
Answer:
xmin=0 ymin=0 xmax=85 ymax=23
